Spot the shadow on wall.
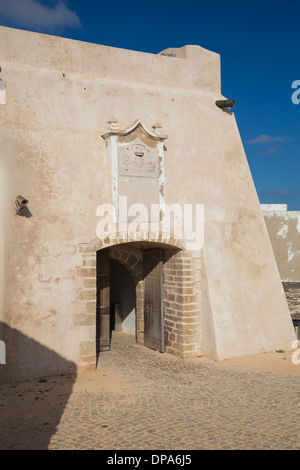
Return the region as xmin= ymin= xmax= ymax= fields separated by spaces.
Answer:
xmin=0 ymin=322 xmax=77 ymax=450
xmin=16 ymin=206 xmax=32 ymax=218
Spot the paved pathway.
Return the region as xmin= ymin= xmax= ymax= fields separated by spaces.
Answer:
xmin=0 ymin=332 xmax=299 ymax=450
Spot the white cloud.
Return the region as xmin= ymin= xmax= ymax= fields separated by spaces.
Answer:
xmin=247 ymin=134 xmax=291 ymax=145
xmin=261 ymin=189 xmax=297 ymax=198
xmin=0 ymin=0 xmax=81 ymax=32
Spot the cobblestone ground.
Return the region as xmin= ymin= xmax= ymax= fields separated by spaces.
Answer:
xmin=1 ymin=331 xmax=299 ymax=450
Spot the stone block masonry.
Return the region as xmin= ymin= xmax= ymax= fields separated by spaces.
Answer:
xmin=163 ymin=250 xmax=201 ymax=358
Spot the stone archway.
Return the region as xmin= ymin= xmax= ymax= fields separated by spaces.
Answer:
xmin=74 ymin=233 xmax=202 ymax=371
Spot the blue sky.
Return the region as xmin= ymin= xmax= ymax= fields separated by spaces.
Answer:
xmin=0 ymin=0 xmax=299 ymax=210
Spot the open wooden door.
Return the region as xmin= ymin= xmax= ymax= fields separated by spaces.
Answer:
xmin=96 ymin=249 xmax=110 ymax=352
xmin=144 ymin=249 xmax=164 ymax=352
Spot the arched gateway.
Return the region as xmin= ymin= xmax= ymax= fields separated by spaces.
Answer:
xmin=75 ymin=234 xmax=202 ymax=371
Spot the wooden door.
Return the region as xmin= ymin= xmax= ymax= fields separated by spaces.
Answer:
xmin=96 ymin=249 xmax=110 ymax=352
xmin=144 ymin=249 xmax=164 ymax=352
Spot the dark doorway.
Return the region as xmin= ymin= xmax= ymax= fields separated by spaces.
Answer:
xmin=96 ymin=245 xmax=165 ymax=357
xmin=110 ymin=259 xmax=136 ymax=336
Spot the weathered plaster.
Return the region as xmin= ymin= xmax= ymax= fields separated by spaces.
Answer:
xmin=262 ymin=204 xmax=300 ymax=282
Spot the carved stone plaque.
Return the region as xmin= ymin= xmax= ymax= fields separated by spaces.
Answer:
xmin=102 ymin=119 xmax=166 ymax=223
xmin=118 ymin=138 xmax=159 ymax=178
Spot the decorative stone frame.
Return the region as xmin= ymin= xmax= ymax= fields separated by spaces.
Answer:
xmin=101 ymin=118 xmax=167 ymax=222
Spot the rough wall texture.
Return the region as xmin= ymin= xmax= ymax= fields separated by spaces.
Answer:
xmin=262 ymin=204 xmax=300 ymax=282
xmin=0 ymin=26 xmax=296 ymax=381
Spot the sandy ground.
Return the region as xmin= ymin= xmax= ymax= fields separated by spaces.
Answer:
xmin=71 ymin=349 xmax=300 ymax=398
xmin=214 ymin=349 xmax=300 ymax=375
xmin=71 ymin=346 xmax=300 ymax=397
